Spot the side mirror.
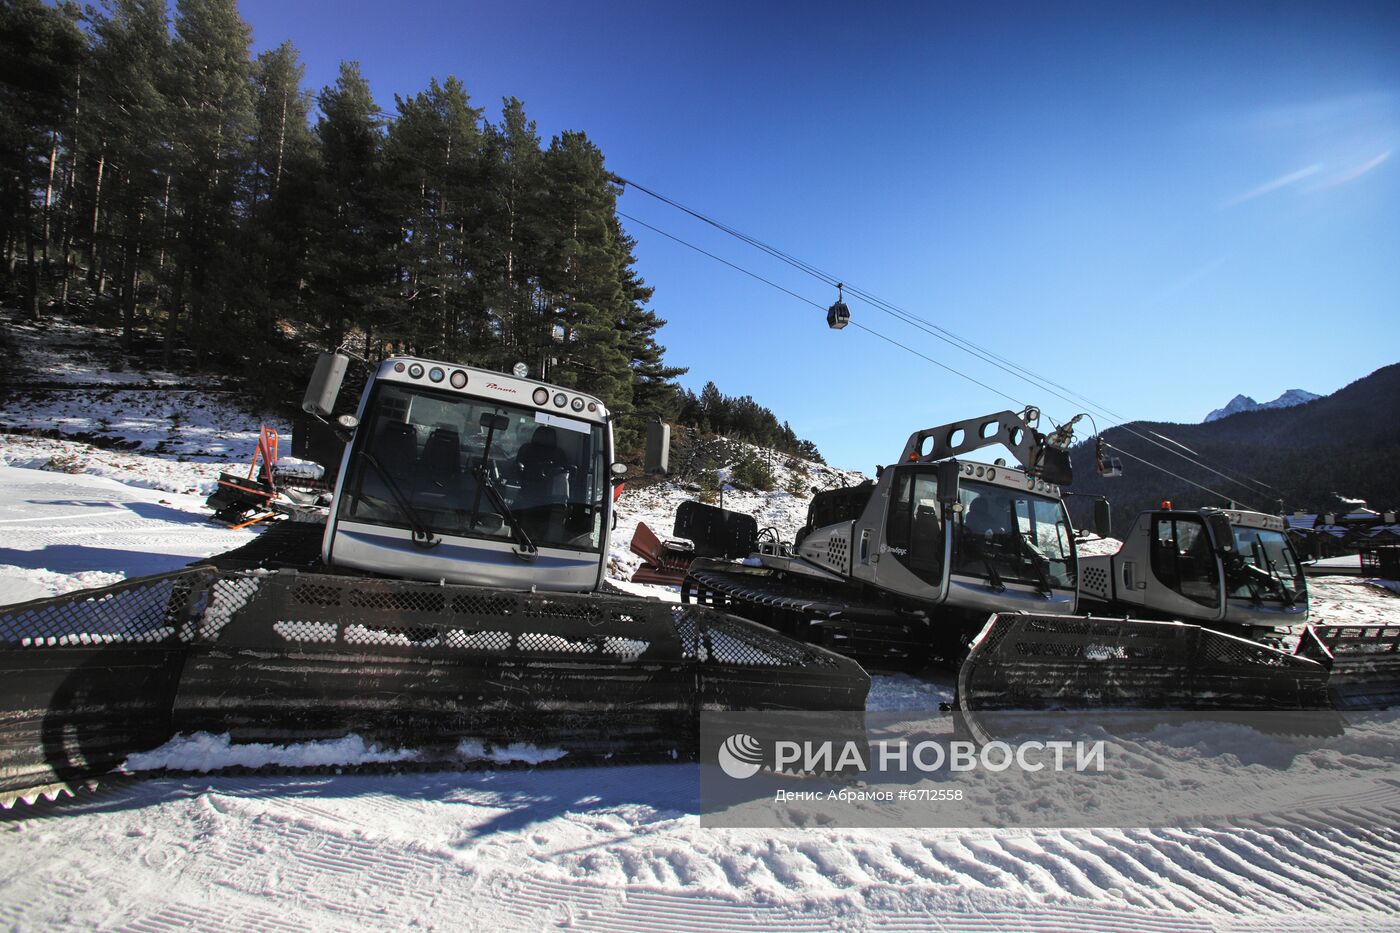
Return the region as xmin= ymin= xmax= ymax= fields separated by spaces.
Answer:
xmin=645 ymin=421 xmax=670 ymax=474
xmin=1093 ymin=498 xmax=1112 ymax=537
xmin=1203 ymin=511 xmax=1235 ymax=554
xmin=303 ymin=352 xmax=349 ymax=418
xmin=936 ymin=459 xmax=961 ymax=504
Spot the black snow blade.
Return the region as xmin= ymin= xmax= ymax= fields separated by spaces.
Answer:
xmin=673 ymin=501 xmax=758 ymax=559
xmin=957 ymin=613 xmax=1334 ymax=713
xmin=0 ymin=570 xmax=212 ymax=808
xmin=683 ymin=565 xmax=929 ymax=667
xmin=1297 ymin=623 xmax=1400 ymax=710
xmin=0 ymin=568 xmax=867 ymax=806
xmin=173 ymin=571 xmax=868 ymax=757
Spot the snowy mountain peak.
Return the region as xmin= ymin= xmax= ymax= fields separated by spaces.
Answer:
xmin=1204 ymin=389 xmax=1320 ymax=422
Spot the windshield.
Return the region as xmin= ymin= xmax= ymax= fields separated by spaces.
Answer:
xmin=953 ymin=481 xmax=1076 ymax=589
xmin=1228 ymin=526 xmax=1304 ymax=603
xmin=339 ymin=382 xmax=609 ymax=552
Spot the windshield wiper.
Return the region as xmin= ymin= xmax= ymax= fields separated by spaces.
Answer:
xmin=1226 ymin=553 xmax=1293 ymax=606
xmin=357 ymin=451 xmax=439 ymax=549
xmin=1019 ymin=535 xmax=1056 ymax=596
xmin=1265 ymin=558 xmax=1298 ymax=607
xmin=473 ymin=463 xmax=537 ymax=562
xmin=466 ymin=413 xmax=537 ymax=562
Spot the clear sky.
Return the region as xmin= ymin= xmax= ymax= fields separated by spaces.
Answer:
xmin=238 ymin=0 xmax=1400 ymax=471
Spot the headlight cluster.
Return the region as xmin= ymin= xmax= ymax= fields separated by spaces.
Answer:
xmin=394 ymin=360 xmax=468 ymax=389
xmin=389 ymin=359 xmax=599 ymax=414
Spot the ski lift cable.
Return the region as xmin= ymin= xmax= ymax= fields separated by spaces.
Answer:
xmin=847 ymin=322 xmax=1027 ymax=409
xmin=618 ymin=210 xmax=1028 ymax=408
xmin=613 ymin=176 xmax=1103 ymax=396
xmin=616 ymin=179 xmax=1115 ymax=421
xmin=1103 ymin=443 xmax=1262 ymax=512
xmin=849 ymin=292 xmax=1278 ymax=497
xmin=619 ymin=208 xmax=1268 ymax=512
xmin=616 ymin=211 xmax=829 ymax=312
xmin=817 ymin=276 xmax=1278 ymax=499
xmin=614 ymin=175 xmax=1278 ymax=499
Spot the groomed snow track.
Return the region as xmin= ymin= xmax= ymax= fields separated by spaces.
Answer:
xmin=0 ymin=567 xmax=869 ymax=807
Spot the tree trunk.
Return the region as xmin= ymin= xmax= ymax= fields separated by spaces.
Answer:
xmin=42 ymin=131 xmax=58 ymax=273
xmin=23 ymin=191 xmax=40 ymax=320
xmin=163 ymin=265 xmax=184 ymax=369
xmin=273 ymin=88 xmax=287 ymax=194
xmin=87 ymin=152 xmax=106 ymax=291
xmin=156 ymin=174 xmax=171 ymax=273
xmin=121 ymin=208 xmax=143 ymax=350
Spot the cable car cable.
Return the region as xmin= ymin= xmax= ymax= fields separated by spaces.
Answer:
xmin=615 ymin=176 xmax=1277 ymax=500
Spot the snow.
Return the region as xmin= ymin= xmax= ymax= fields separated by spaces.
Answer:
xmin=0 ymin=462 xmax=256 ymax=605
xmin=1307 ymin=554 xmax=1363 ymax=574
xmin=1075 ymin=533 xmax=1125 ymax=557
xmin=124 ymin=733 xmax=418 ymax=773
xmin=1204 ymin=389 xmax=1320 ymax=423
xmin=457 ymin=740 xmax=569 ymax=765
xmin=3 ymin=312 xmax=1399 ymax=932
xmin=607 ymin=453 xmax=866 ymax=592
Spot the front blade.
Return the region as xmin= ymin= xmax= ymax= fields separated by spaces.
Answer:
xmin=0 ymin=571 xmax=212 ymax=805
xmin=957 ymin=613 xmax=1332 ymax=712
xmin=171 ymin=571 xmax=869 ymax=762
xmin=1301 ymin=623 xmax=1400 ymax=710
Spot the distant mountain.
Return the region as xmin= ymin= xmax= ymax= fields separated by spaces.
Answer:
xmin=1204 ymin=389 xmax=1321 ymax=423
xmin=1067 ymin=364 xmax=1400 ymax=535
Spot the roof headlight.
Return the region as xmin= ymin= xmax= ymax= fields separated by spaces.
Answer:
xmin=393 ymin=362 xmax=405 ymax=373
xmin=407 ymin=363 xmax=424 ymax=379
xmin=532 ymin=388 xmax=549 ymax=406
xmin=428 ymin=366 xmax=445 ymax=383
xmin=450 ymin=370 xmax=468 ymax=389
xmin=553 ymin=392 xmax=567 ymax=408
xmin=571 ymin=397 xmax=585 ymax=412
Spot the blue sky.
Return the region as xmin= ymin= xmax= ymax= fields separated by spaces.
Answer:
xmin=238 ymin=0 xmax=1400 ymax=471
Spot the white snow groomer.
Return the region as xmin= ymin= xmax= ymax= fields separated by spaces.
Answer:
xmin=0 ymin=354 xmax=866 ymax=806
xmin=679 ymin=407 xmax=1399 ymax=713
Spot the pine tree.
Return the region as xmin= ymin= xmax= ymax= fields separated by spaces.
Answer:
xmin=478 ymin=97 xmax=546 ymax=370
xmin=611 ymin=216 xmax=685 ymax=440
xmin=164 ymin=0 xmax=254 ymax=365
xmin=537 ymin=130 xmax=631 ymax=414
xmin=383 ymin=76 xmax=482 ymax=357
xmin=306 ymin=61 xmax=390 ymax=348
xmin=247 ymin=40 xmax=317 ymax=342
xmin=698 ymin=381 xmax=725 ymax=434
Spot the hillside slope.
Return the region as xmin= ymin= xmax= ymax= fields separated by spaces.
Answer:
xmin=1068 ymin=363 xmax=1400 ymax=530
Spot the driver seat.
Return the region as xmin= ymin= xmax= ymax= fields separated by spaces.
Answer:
xmin=516 ymin=426 xmax=570 ymax=503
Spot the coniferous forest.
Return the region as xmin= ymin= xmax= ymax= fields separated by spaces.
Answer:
xmin=0 ymin=0 xmax=820 ymax=456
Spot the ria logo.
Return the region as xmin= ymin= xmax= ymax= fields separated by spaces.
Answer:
xmin=718 ymin=733 xmax=764 ymax=779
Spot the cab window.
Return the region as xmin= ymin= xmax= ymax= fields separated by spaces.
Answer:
xmin=1150 ymin=516 xmax=1219 ymax=608
xmin=885 ymin=469 xmax=943 ymax=585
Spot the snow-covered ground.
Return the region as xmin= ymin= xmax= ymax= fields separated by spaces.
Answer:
xmin=1306 ymin=554 xmax=1363 ymax=575
xmin=3 ymin=313 xmax=1399 ymax=932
